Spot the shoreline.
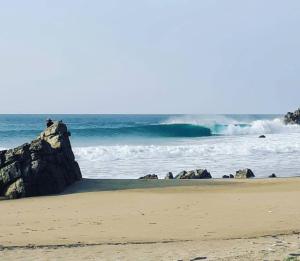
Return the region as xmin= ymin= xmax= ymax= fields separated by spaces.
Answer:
xmin=1 ymin=177 xmax=300 ymax=259
xmin=63 ymin=176 xmax=300 ymax=193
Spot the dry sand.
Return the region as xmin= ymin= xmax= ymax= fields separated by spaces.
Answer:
xmin=1 ymin=178 xmax=300 ymax=260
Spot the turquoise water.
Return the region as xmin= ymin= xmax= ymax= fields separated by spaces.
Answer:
xmin=1 ymin=114 xmax=300 ymax=179
xmin=0 ymin=114 xmax=280 ymax=147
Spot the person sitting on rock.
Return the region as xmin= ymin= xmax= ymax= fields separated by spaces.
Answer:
xmin=46 ymin=118 xmax=54 ymax=128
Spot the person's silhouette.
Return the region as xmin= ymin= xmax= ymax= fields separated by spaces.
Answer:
xmin=46 ymin=118 xmax=54 ymax=128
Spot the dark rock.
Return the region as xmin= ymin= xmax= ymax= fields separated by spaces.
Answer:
xmin=139 ymin=174 xmax=158 ymax=180
xmin=175 ymin=169 xmax=212 ymax=179
xmin=0 ymin=121 xmax=82 ymax=199
xmin=175 ymin=170 xmax=187 ymax=178
xmin=259 ymin=135 xmax=266 ymax=138
xmin=235 ymin=168 xmax=255 ymax=179
xmin=165 ymin=172 xmax=173 ymax=179
xmin=269 ymin=173 xmax=277 ymax=178
xmin=223 ymin=174 xmax=234 ymax=179
xmin=284 ymin=108 xmax=300 ymax=124
xmin=4 ymin=178 xmax=26 ymax=199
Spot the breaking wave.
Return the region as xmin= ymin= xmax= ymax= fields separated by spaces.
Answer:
xmin=1 ymin=116 xmax=300 ymax=142
xmin=163 ymin=116 xmax=300 ymax=136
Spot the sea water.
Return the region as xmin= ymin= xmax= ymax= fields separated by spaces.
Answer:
xmin=1 ymin=114 xmax=300 ymax=179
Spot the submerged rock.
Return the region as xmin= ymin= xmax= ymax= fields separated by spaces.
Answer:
xmin=235 ymin=168 xmax=255 ymax=179
xmin=139 ymin=174 xmax=158 ymax=180
xmin=175 ymin=169 xmax=212 ymax=179
xmin=259 ymin=135 xmax=266 ymax=138
xmin=165 ymin=172 xmax=174 ymax=179
xmin=0 ymin=121 xmax=82 ymax=199
xmin=284 ymin=108 xmax=300 ymax=124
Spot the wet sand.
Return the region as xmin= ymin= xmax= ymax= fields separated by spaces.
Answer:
xmin=1 ymin=178 xmax=300 ymax=260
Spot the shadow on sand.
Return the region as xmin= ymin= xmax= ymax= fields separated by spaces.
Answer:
xmin=62 ymin=178 xmax=237 ymax=195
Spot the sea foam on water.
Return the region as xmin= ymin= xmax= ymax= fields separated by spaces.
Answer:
xmin=74 ymin=130 xmax=300 ymax=179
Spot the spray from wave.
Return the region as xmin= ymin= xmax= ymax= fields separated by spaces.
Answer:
xmin=218 ymin=118 xmax=300 ymax=135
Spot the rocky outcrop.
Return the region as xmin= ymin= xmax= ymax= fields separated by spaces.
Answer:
xmin=139 ymin=174 xmax=158 ymax=180
xmin=0 ymin=121 xmax=82 ymax=199
xmin=165 ymin=172 xmax=174 ymax=179
xmin=284 ymin=108 xmax=300 ymax=124
xmin=175 ymin=169 xmax=212 ymax=179
xmin=235 ymin=168 xmax=255 ymax=179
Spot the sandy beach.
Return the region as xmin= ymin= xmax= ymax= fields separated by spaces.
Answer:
xmin=3 ymin=0 xmax=300 ymax=259
xmin=0 ymin=178 xmax=300 ymax=260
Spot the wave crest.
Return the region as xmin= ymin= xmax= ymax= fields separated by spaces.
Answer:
xmin=71 ymin=124 xmax=212 ymax=138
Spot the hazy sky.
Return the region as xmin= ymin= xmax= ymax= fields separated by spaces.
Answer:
xmin=0 ymin=0 xmax=300 ymax=114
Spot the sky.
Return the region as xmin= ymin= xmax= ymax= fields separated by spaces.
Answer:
xmin=0 ymin=0 xmax=300 ymax=114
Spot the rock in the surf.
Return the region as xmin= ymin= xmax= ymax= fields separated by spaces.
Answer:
xmin=0 ymin=121 xmax=82 ymax=199
xmin=269 ymin=173 xmax=277 ymax=178
xmin=259 ymin=135 xmax=266 ymax=138
xmin=165 ymin=172 xmax=174 ymax=179
xmin=235 ymin=168 xmax=255 ymax=179
xmin=139 ymin=174 xmax=158 ymax=180
xmin=223 ymin=174 xmax=234 ymax=179
xmin=284 ymin=108 xmax=300 ymax=124
xmin=175 ymin=170 xmax=187 ymax=178
xmin=175 ymin=169 xmax=212 ymax=179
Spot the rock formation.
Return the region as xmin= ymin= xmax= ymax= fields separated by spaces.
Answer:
xmin=0 ymin=121 xmax=82 ymax=199
xmin=235 ymin=168 xmax=255 ymax=179
xmin=139 ymin=174 xmax=158 ymax=179
xmin=165 ymin=172 xmax=174 ymax=179
xmin=284 ymin=108 xmax=300 ymax=124
xmin=175 ymin=169 xmax=212 ymax=179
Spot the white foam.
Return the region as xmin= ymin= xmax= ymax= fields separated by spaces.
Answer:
xmin=220 ymin=118 xmax=300 ymax=135
xmin=74 ymin=132 xmax=300 ymax=179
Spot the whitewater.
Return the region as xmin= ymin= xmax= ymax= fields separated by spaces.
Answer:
xmin=1 ymin=114 xmax=300 ymax=179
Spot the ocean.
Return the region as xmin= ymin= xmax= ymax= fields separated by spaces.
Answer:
xmin=1 ymin=114 xmax=300 ymax=179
